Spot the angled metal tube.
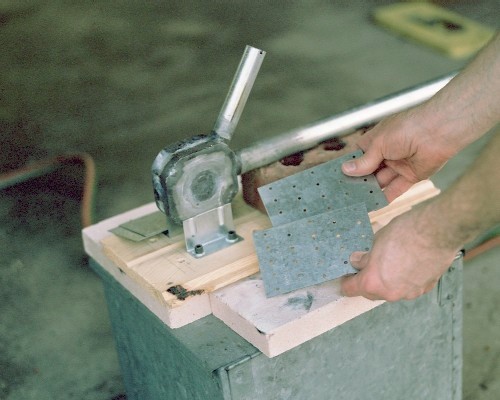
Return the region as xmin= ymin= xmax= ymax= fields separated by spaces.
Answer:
xmin=237 ymin=72 xmax=457 ymax=174
xmin=213 ymin=45 xmax=266 ymax=141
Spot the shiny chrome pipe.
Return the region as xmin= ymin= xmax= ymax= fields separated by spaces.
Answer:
xmin=238 ymin=72 xmax=457 ymax=174
xmin=213 ymin=45 xmax=266 ymax=141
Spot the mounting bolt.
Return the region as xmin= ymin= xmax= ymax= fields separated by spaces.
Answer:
xmin=226 ymin=230 xmax=238 ymax=242
xmin=194 ymin=244 xmax=204 ymax=256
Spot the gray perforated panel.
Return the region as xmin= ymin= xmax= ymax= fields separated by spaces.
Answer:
xmin=258 ymin=150 xmax=387 ymax=227
xmin=253 ymin=203 xmax=373 ymax=297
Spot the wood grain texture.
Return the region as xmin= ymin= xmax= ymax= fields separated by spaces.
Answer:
xmin=82 ymin=202 xmax=213 ymax=328
xmin=370 ymin=179 xmax=440 ymax=232
xmin=100 ymin=195 xmax=269 ymax=306
xmin=85 ymin=180 xmax=439 ymax=331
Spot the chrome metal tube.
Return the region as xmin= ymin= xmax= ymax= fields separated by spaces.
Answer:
xmin=213 ymin=45 xmax=266 ymax=141
xmin=238 ymin=72 xmax=457 ymax=174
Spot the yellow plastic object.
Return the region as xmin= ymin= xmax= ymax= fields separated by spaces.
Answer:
xmin=373 ymin=2 xmax=495 ymax=59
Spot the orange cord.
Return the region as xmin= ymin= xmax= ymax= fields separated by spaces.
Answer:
xmin=464 ymin=236 xmax=500 ymax=261
xmin=0 ymin=153 xmax=96 ymax=227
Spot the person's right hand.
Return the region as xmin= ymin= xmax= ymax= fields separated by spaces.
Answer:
xmin=342 ymin=107 xmax=456 ymax=202
xmin=340 ymin=201 xmax=458 ymax=301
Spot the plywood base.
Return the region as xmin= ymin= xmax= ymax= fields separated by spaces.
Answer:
xmin=210 ymin=180 xmax=440 ymax=357
xmin=83 ymin=195 xmax=269 ymax=328
xmin=83 ymin=180 xmax=439 ymax=333
xmin=211 ymin=275 xmax=383 ymax=357
xmin=83 ymin=203 xmax=213 ymax=328
xmin=100 ymin=195 xmax=269 ymax=300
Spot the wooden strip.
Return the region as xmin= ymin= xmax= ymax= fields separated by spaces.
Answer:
xmin=369 ymin=180 xmax=440 ymax=232
xmin=90 ymin=180 xmax=439 ymax=331
xmin=183 ymin=254 xmax=259 ymax=292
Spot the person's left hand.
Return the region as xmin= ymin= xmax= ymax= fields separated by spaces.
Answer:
xmin=341 ymin=204 xmax=459 ymax=301
xmin=341 ymin=109 xmax=455 ymax=202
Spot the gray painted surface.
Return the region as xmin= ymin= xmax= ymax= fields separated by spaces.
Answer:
xmin=91 ymin=257 xmax=462 ymax=400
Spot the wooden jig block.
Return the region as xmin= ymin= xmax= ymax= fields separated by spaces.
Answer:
xmin=373 ymin=2 xmax=495 ymax=59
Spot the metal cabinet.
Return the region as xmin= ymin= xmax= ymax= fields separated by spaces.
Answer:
xmin=90 ymin=256 xmax=462 ymax=400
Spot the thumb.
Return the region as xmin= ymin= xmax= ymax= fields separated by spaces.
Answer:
xmin=342 ymin=147 xmax=383 ymax=177
xmin=349 ymin=251 xmax=368 ymax=270
xmin=341 ymin=251 xmax=369 ymax=297
xmin=341 ymin=273 xmax=363 ymax=297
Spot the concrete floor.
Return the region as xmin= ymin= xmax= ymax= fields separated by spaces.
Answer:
xmin=0 ymin=1 xmax=498 ymax=399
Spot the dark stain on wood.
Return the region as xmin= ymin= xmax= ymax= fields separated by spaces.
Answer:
xmin=280 ymin=151 xmax=305 ymax=166
xmin=167 ymin=285 xmax=204 ymax=301
xmin=286 ymin=292 xmax=314 ymax=311
xmin=321 ymin=137 xmax=346 ymax=151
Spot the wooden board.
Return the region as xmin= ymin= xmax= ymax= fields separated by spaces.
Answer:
xmin=100 ymin=194 xmax=270 ymax=303
xmin=83 ymin=195 xmax=270 ymax=328
xmin=373 ymin=2 xmax=495 ymax=59
xmin=211 ymin=275 xmax=384 ymax=358
xmin=369 ymin=179 xmax=441 ymax=232
xmin=211 ymin=180 xmax=440 ymax=357
xmin=84 ymin=180 xmax=439 ymax=331
xmin=82 ymin=203 xmax=213 ymax=328
xmin=82 ymin=203 xmax=211 ymax=328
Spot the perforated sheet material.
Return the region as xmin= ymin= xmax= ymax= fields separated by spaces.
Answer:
xmin=253 ymin=203 xmax=373 ymax=297
xmin=258 ymin=150 xmax=387 ymax=227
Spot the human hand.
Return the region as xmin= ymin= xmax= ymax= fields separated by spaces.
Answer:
xmin=342 ymin=108 xmax=455 ymax=202
xmin=340 ymin=204 xmax=459 ymax=302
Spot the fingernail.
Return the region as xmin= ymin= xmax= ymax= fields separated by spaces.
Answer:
xmin=342 ymin=161 xmax=356 ymax=173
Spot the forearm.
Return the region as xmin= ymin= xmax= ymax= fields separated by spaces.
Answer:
xmin=341 ymin=130 xmax=500 ymax=301
xmin=340 ymin=35 xmax=500 ymax=302
xmin=418 ymin=129 xmax=500 ymax=251
xmin=417 ymin=33 xmax=500 ymax=155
